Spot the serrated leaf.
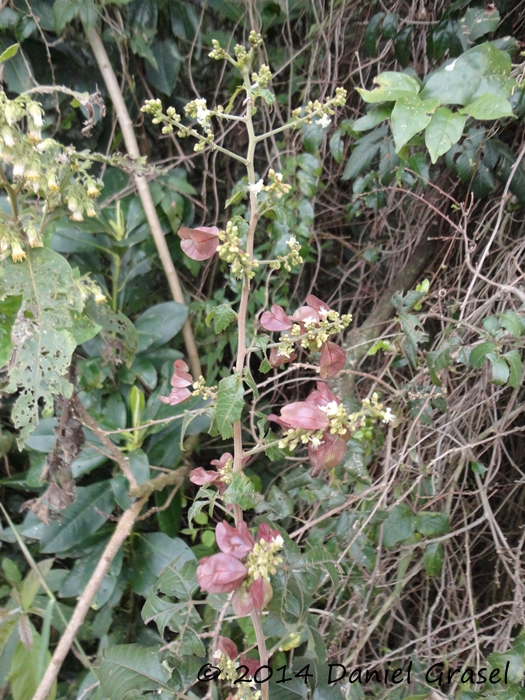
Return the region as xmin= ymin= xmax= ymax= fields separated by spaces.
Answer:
xmin=469 ymin=341 xmax=496 ymax=369
xmin=99 ymin=645 xmax=170 ymax=699
xmin=209 ymin=374 xmax=244 ymax=440
xmin=156 ymin=557 xmax=198 ymax=600
xmin=459 ymin=94 xmax=514 ymax=120
xmin=85 ymin=298 xmax=137 ymax=366
xmin=382 ymin=504 xmax=416 ymax=548
xmin=52 ymin=0 xmax=78 ymax=33
xmin=0 ymin=248 xmax=83 ymax=443
xmin=223 ymin=472 xmax=261 ymax=510
xmin=391 ymin=95 xmax=438 ymax=152
xmin=357 ymin=72 xmax=420 ymax=104
xmin=213 ymin=303 xmax=236 ymax=333
xmin=424 ymin=542 xmax=443 ymax=577
xmin=425 ymin=107 xmax=466 ymax=163
xmin=499 ymin=310 xmax=522 ymax=338
xmin=0 ymin=43 xmax=18 ymax=64
xmin=490 ymin=357 xmax=510 ymax=386
xmin=415 ymin=512 xmax=449 ymax=537
xmin=504 ymin=350 xmax=522 ymax=389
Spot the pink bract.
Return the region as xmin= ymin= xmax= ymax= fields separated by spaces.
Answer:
xmin=305 ymin=294 xmax=331 ymax=314
xmin=306 ymin=382 xmax=341 ymax=409
xmin=250 ymin=577 xmax=273 ymax=612
xmin=217 ymin=636 xmax=238 ymax=661
xmin=169 ymin=359 xmax=193 ymax=388
xmin=308 ymin=431 xmax=347 ymax=473
xmin=178 ymin=225 xmax=220 ymax=261
xmin=196 ymin=553 xmax=247 ymax=593
xmin=231 ymin=585 xmax=254 ymax=616
xmin=280 ymin=402 xmax=329 ymax=430
xmin=158 ymin=386 xmax=192 ymax=406
xmin=257 ymin=523 xmax=281 ymax=543
xmin=216 ymin=520 xmax=255 ymax=560
xmin=260 ymin=304 xmax=293 ymax=331
xmin=319 ymin=341 xmax=347 ymax=378
xmin=269 ymin=347 xmax=297 ymax=367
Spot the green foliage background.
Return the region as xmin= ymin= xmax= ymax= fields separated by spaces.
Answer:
xmin=1 ymin=1 xmax=525 ymax=699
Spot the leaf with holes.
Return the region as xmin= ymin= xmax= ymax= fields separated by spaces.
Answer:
xmin=425 ymin=108 xmax=466 ymax=163
xmin=0 ymin=248 xmax=83 ymax=443
xmin=391 ymin=95 xmax=439 ymax=152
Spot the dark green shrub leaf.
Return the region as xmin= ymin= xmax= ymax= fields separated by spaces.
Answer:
xmin=463 ymin=7 xmax=500 ymax=42
xmin=382 ymin=504 xmax=416 ymax=547
xmin=469 ymin=341 xmax=496 ymax=368
xmin=504 ymin=350 xmax=522 ymax=389
xmin=415 ymin=512 xmax=449 ymax=537
xmin=364 ymin=12 xmax=385 ymax=58
xmin=490 ymin=356 xmax=510 ymax=386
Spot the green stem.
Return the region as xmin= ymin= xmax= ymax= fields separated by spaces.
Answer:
xmin=112 ymin=254 xmax=121 ymax=312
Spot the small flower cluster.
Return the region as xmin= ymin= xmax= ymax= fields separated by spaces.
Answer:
xmin=268 ymin=383 xmax=395 ymax=473
xmin=213 ymin=637 xmax=261 ymax=700
xmin=192 ymin=375 xmax=217 ymax=401
xmin=0 ymin=93 xmax=102 ymax=261
xmin=196 ymin=521 xmax=283 ymax=617
xmin=250 ymin=65 xmax=273 ymax=91
xmin=292 ymin=87 xmax=347 ymax=130
xmin=269 ymin=235 xmax=303 ymax=272
xmin=190 ymin=452 xmax=234 ymax=495
xmin=217 ymin=220 xmax=259 ymax=279
xmin=142 ymin=100 xmax=215 ymax=153
xmin=261 ymin=294 xmax=351 ymax=377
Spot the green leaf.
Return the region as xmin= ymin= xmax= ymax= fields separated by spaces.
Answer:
xmin=463 ymin=7 xmax=500 ymax=42
xmin=145 ymin=38 xmax=182 ymax=96
xmin=0 ymin=248 xmax=84 ymax=443
xmin=499 ymin=310 xmax=522 ymax=338
xmin=342 ymin=126 xmax=387 ymax=180
xmin=415 ymin=512 xmax=449 ymax=537
xmin=156 ymin=557 xmax=198 ymax=600
xmin=223 ymin=472 xmax=262 ymax=511
xmin=52 ymin=0 xmax=79 ymax=33
xmin=364 ymin=12 xmax=384 ymax=58
xmin=425 ymin=107 xmax=466 ymax=163
xmin=504 ymin=350 xmax=522 ymax=389
xmin=353 ymin=105 xmax=392 ymax=132
xmin=69 ymin=311 xmax=102 ymax=345
xmin=40 ymin=481 xmax=115 ymax=554
xmin=0 ymin=294 xmax=22 ymax=368
xmin=382 ymin=504 xmax=416 ymax=547
xmin=471 ymin=461 xmax=487 ymax=475
xmin=391 ymin=95 xmax=439 ymax=152
xmin=0 ymin=43 xmax=18 ymax=64
xmin=20 ymin=559 xmax=54 ymax=611
xmin=381 ymin=12 xmax=398 ymax=39
xmin=459 ymin=94 xmax=514 ymax=120
xmin=130 ymin=533 xmax=193 ymax=596
xmin=10 ymin=632 xmax=56 ymax=700
xmin=329 ymin=129 xmax=344 ymax=163
xmin=423 ymin=542 xmax=443 ymax=577
xmin=357 ymin=72 xmax=420 ymax=104
xmin=213 ymin=303 xmax=236 ymax=333
xmin=490 ymin=357 xmax=510 ymax=386
xmin=99 ymin=645 xmax=170 ymax=699
xmin=209 ymin=374 xmax=244 ymax=440
xmin=86 ymin=299 xmax=138 ymax=367
xmin=135 ymin=301 xmax=188 ymax=353
xmin=469 ymin=341 xmax=496 ymax=369
xmin=394 ymin=26 xmax=412 ymax=68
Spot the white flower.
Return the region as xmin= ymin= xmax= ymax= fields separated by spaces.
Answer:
xmin=194 ymin=98 xmax=210 ymax=126
xmin=320 ymin=401 xmax=339 ymax=417
xmin=309 ymin=435 xmax=323 ymax=448
xmin=318 ymin=306 xmax=330 ymax=317
xmin=12 ymin=163 xmax=24 ymax=179
xmin=382 ymin=407 xmax=395 ymax=424
xmin=248 ymin=179 xmax=264 ymax=195
xmin=317 ymin=114 xmax=331 ymax=129
xmin=287 ymin=235 xmax=297 ymax=247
